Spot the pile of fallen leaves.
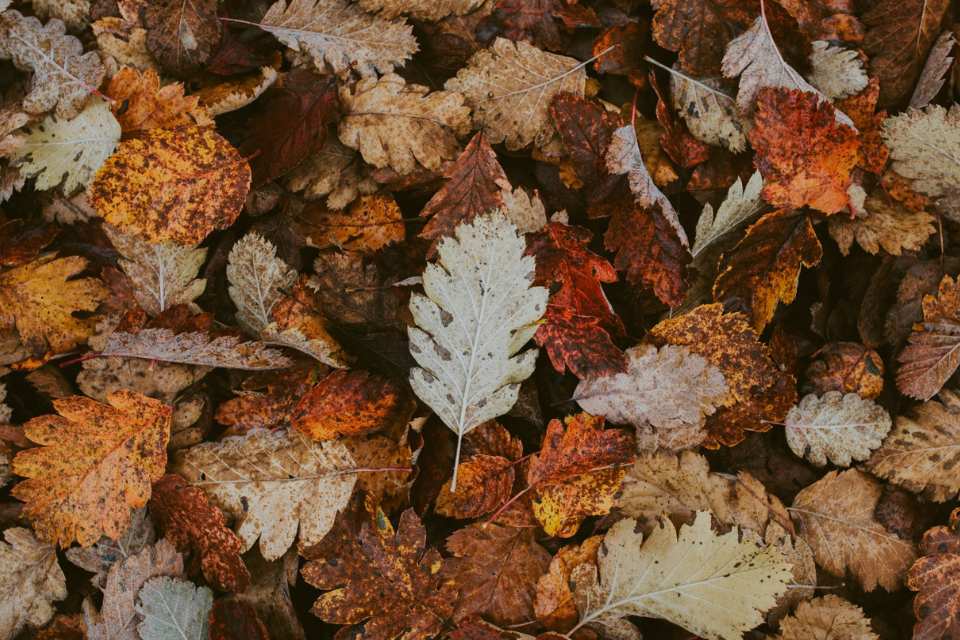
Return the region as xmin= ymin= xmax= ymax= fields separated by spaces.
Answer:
xmin=0 ymin=0 xmax=959 ymax=638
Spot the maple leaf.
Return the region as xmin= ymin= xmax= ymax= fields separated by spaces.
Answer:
xmin=301 ymin=503 xmax=454 ymax=640
xmin=358 ymin=0 xmax=485 ymax=21
xmin=648 ymin=304 xmax=797 ymax=447
xmin=882 ymin=104 xmax=960 ymax=206
xmin=445 ymin=38 xmax=586 ymax=151
xmin=863 ymin=0 xmax=950 ymax=107
xmin=286 ymin=135 xmax=378 ymax=209
xmin=570 ymin=512 xmax=793 ymax=640
xmin=11 ymin=391 xmax=172 ymax=547
xmin=89 ymin=126 xmax=251 ymax=245
xmin=0 ymin=527 xmax=66 ymax=640
xmin=106 ymin=67 xmax=213 ymax=133
xmin=749 ymin=88 xmax=860 ymax=215
xmin=300 ymin=194 xmax=405 ymax=253
xmin=142 ymin=0 xmax=221 ymax=77
xmin=136 ymin=576 xmax=212 ymax=640
xmin=10 ymin=98 xmax=120 ymax=196
xmin=668 ymin=70 xmax=747 ymax=153
xmin=527 ymin=221 xmax=625 ymax=379
xmin=806 ymin=41 xmax=868 ymax=100
xmin=408 ymin=214 xmax=547 ymax=490
xmin=897 ymin=275 xmax=960 ymax=400
xmin=434 ymin=454 xmax=514 ymax=520
xmin=172 ymin=428 xmax=356 ymax=560
xmin=866 ymin=389 xmax=960 ymax=502
xmin=574 ymin=344 xmax=729 ymax=453
xmin=254 ymin=0 xmax=418 ymax=78
xmin=790 ymin=469 xmax=917 ymax=591
xmin=442 ymin=523 xmax=552 ymax=625
xmin=828 ymin=190 xmax=936 ymax=257
xmin=291 ymin=369 xmax=409 ymax=440
xmin=103 ymin=224 xmax=207 ymax=317
xmin=908 ymin=507 xmax=960 ymax=640
xmin=0 ymin=10 xmax=106 ymax=118
xmin=775 ymin=595 xmax=878 ymax=640
xmin=526 ymin=413 xmax=634 ymax=537
xmin=713 ymin=209 xmax=823 ymax=332
xmin=338 ymin=73 xmax=470 ymax=175
xmin=910 ymin=30 xmax=956 ymax=109
xmin=785 ymin=391 xmax=891 ymax=467
xmin=651 ymin=0 xmax=755 ymax=76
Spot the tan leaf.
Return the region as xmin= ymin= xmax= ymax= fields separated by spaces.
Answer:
xmin=534 ymin=536 xmax=602 ymax=632
xmin=195 ymin=66 xmax=279 ymax=117
xmin=226 ymin=232 xmax=295 ymax=335
xmin=286 ymin=135 xmax=377 ymax=209
xmin=0 ymin=527 xmax=66 ymax=640
xmin=65 ymin=507 xmax=155 ymax=589
xmin=909 ymin=30 xmax=956 ymax=109
xmin=828 ymin=190 xmax=936 ymax=256
xmin=357 ymin=0 xmax=485 ymax=21
xmin=883 ymin=104 xmax=960 ymax=202
xmin=669 ymin=70 xmax=746 ymax=153
xmin=29 ymin=0 xmax=91 ymax=31
xmin=775 ymin=595 xmax=878 ymax=640
xmin=101 ymin=329 xmax=293 ymax=370
xmin=897 ymin=275 xmax=960 ymax=400
xmin=807 ymin=41 xmax=868 ymax=100
xmin=785 ymin=391 xmax=891 ymax=467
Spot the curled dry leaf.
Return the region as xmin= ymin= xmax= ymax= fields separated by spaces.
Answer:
xmin=897 ymin=275 xmax=960 ymax=400
xmin=785 ymin=391 xmax=891 ymax=467
xmin=292 ymin=369 xmax=409 ymax=441
xmin=286 ymin=135 xmax=377 ymax=209
xmin=669 ymin=71 xmax=747 ymax=153
xmin=196 ymin=66 xmax=279 ymax=117
xmin=535 ymin=536 xmax=602 ymax=631
xmin=909 ymin=30 xmax=956 ymax=109
xmin=0 ymin=527 xmax=66 ymax=640
xmin=775 ymin=595 xmax=878 ymax=640
xmin=907 ymin=507 xmax=960 ymax=640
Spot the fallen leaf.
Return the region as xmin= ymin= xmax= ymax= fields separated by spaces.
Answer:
xmin=775 ymin=595 xmax=878 ymax=640
xmin=136 ymin=576 xmax=212 ymax=640
xmin=286 ymin=135 xmax=378 ymax=209
xmin=208 ymin=600 xmax=269 ymax=640
xmin=434 ymin=454 xmax=514 ymax=519
xmin=652 ymin=0 xmax=754 ymax=76
xmin=807 ymin=41 xmax=868 ymax=100
xmin=909 ymin=30 xmax=956 ymax=109
xmin=785 ymin=391 xmax=891 ymax=467
xmin=805 ymin=342 xmax=885 ymax=399
xmin=264 ymin=276 xmax=347 ymax=367
xmin=142 ymin=0 xmax=221 ymax=76
xmin=883 ymin=104 xmax=960 ymax=205
xmin=669 ymin=71 xmax=747 ymax=153
xmin=0 ymin=527 xmax=66 ymax=640
xmin=292 ymin=369 xmax=409 ymax=440
xmin=828 ymin=190 xmax=936 ymax=256
xmin=897 ymin=275 xmax=960 ymax=400
xmin=106 ymin=67 xmax=213 ymax=133
xmin=65 ymin=507 xmax=155 ymax=588
xmin=534 ymin=536 xmax=602 ymax=631
xmin=692 ymin=170 xmax=764 ymax=261
xmin=300 ymin=194 xmax=405 ymax=253
xmin=196 ymin=66 xmax=279 ymax=117
xmin=907 ymin=507 xmax=960 ymax=640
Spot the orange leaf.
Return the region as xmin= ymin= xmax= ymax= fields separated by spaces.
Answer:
xmin=435 ymin=454 xmax=514 ymax=519
xmin=106 ymin=67 xmax=213 ymax=133
xmin=292 ymin=369 xmax=410 ymax=440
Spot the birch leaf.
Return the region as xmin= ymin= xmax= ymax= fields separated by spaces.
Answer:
xmin=172 ymin=428 xmax=357 ymax=561
xmin=692 ymin=171 xmax=764 ymax=259
xmin=408 ymin=213 xmax=547 ymax=489
xmin=883 ymin=104 xmax=960 ymax=200
xmin=0 ymin=527 xmax=66 ymax=640
xmin=227 ymin=232 xmax=297 ymax=335
xmin=256 ymin=0 xmax=418 ymax=78
xmin=910 ymin=30 xmax=955 ymax=109
xmin=136 ymin=576 xmax=212 ymax=640
xmin=807 ymin=41 xmax=868 ymax=100
xmin=785 ymin=391 xmax=891 ymax=467
xmin=101 ymin=330 xmax=293 ymax=370
xmin=669 ymin=71 xmax=747 ymax=153
xmin=571 ymin=512 xmax=792 ymax=640
xmin=103 ymin=224 xmax=206 ymax=316
xmin=10 ymin=99 xmax=120 ymax=195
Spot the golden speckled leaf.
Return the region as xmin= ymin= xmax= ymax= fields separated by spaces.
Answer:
xmin=866 ymin=389 xmax=960 ymax=502
xmin=785 ymin=392 xmax=891 ymax=467
xmin=829 ymin=190 xmax=936 ymax=256
xmin=534 ymin=466 xmax=626 ymax=537
xmin=776 ymin=595 xmax=878 ymax=640
xmin=0 ymin=254 xmax=107 ymax=357
xmin=106 ymin=66 xmax=213 ymax=133
xmin=11 ymin=390 xmax=172 ymax=547
xmin=301 ymin=194 xmax=405 ymax=253
xmin=0 ymin=527 xmax=66 ymax=640
xmin=89 ymin=126 xmax=251 ymax=245
xmin=791 ymin=469 xmax=917 ymax=591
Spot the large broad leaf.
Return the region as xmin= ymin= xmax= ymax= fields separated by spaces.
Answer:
xmin=407 ymin=213 xmax=547 ymax=489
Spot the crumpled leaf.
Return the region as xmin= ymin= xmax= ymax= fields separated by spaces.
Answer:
xmin=445 ymin=37 xmax=586 ymax=151
xmin=805 ymin=342 xmax=885 ymax=399
xmin=11 ymin=99 xmax=120 ymax=195
xmin=292 ymin=369 xmax=409 ymax=441
xmin=791 ymin=468 xmax=917 ymax=591
xmin=535 ymin=536 xmax=602 ymax=631
xmin=669 ymin=71 xmax=747 ymax=153
xmin=0 ymin=527 xmax=66 ymax=640
xmin=807 ymin=41 xmax=868 ymax=100
xmin=262 ymin=276 xmax=347 ymax=367
xmin=89 ymin=126 xmax=251 ymax=245
xmin=12 ymin=391 xmax=172 ymax=547
xmin=257 ymin=0 xmax=418 ymax=78
xmin=575 ymin=344 xmax=729 ymax=452
xmin=571 ymin=512 xmax=792 ymax=640
xmin=357 ymin=0 xmax=485 ymax=21
xmin=65 ymin=507 xmax=156 ymax=588
xmin=408 ymin=213 xmax=547 ymax=489
xmin=785 ymin=391 xmax=891 ymax=467
xmin=866 ymin=389 xmax=960 ymax=502
xmin=103 ymin=224 xmax=207 ymax=317
xmin=651 ymin=0 xmax=754 ymax=76
xmin=105 ymin=66 xmax=213 ymax=133
xmin=883 ymin=104 xmax=960 ymax=204
xmin=300 ymin=194 xmax=405 ymax=253
xmin=142 ymin=0 xmax=221 ymax=77
xmin=897 ymin=275 xmax=960 ymax=400
xmin=775 ymin=595 xmax=878 ymax=640
xmin=442 ymin=523 xmax=551 ymax=625
xmin=172 ymin=427 xmax=356 ymax=561
xmin=0 ymin=9 xmax=106 ymax=118
xmin=909 ymin=30 xmax=956 ymax=109
xmin=136 ymin=576 xmax=213 ymax=640
xmin=907 ymin=507 xmax=960 ymax=640
xmin=828 ymin=190 xmax=936 ymax=256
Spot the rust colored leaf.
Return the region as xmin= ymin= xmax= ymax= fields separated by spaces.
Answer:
xmin=209 ymin=600 xmax=270 ymax=640
xmin=106 ymin=67 xmax=213 ymax=133
xmin=897 ymin=275 xmax=960 ymax=400
xmin=749 ymin=88 xmax=860 ymax=215
xmin=714 ymin=209 xmax=823 ymax=332
xmin=89 ymin=126 xmax=251 ymax=245
xmin=0 ymin=219 xmax=58 ymax=268
xmin=534 ymin=536 xmax=601 ymax=631
xmin=300 ymin=194 xmax=405 ymax=254
xmin=592 ymin=22 xmax=649 ymax=88
xmin=149 ymin=473 xmax=250 ymax=592
xmin=143 ymin=0 xmax=222 ymax=77
xmin=480 ymin=0 xmax=596 ymax=52
xmin=292 ymin=369 xmax=410 ymax=441
xmin=651 ymin=72 xmax=710 ymax=170
xmin=434 ymin=454 xmax=514 ymax=519
xmin=908 ymin=507 xmax=960 ymax=640
xmin=805 ymin=342 xmax=885 ymax=399
xmin=835 ymin=78 xmax=889 ymax=175
xmin=216 ymin=366 xmax=316 ymax=432
xmin=11 ymin=391 xmax=172 ymax=547
xmin=652 ymin=0 xmax=757 ymax=76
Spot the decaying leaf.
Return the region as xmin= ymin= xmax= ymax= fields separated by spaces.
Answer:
xmin=227 ymin=232 xmax=296 ymax=335
xmin=897 ymin=275 xmax=960 ymax=400
xmin=292 ymin=369 xmax=409 ymax=440
xmin=0 ymin=527 xmax=66 ymax=640
xmin=775 ymin=595 xmax=878 ymax=640
xmin=692 ymin=170 xmax=764 ymax=260
xmin=65 ymin=507 xmax=156 ymax=588
xmin=434 ymin=453 xmax=514 ymax=520
xmin=669 ymin=71 xmax=747 ymax=153
xmin=136 ymin=576 xmax=213 ymax=640
xmin=100 ymin=329 xmax=292 ymax=370
xmin=909 ymin=30 xmax=956 ymax=109
xmin=105 ymin=66 xmax=213 ymax=133
xmin=883 ymin=104 xmax=960 ymax=204
xmin=535 ymin=536 xmax=602 ymax=631
xmin=785 ymin=391 xmax=891 ymax=467
xmin=828 ymin=190 xmax=936 ymax=256
xmin=142 ymin=0 xmax=221 ymax=76
xmin=286 ymin=135 xmax=377 ymax=209
xmin=300 ymin=194 xmax=405 ymax=253
xmin=357 ymin=0 xmax=484 ymax=21
xmin=807 ymin=41 xmax=868 ymax=100
xmin=652 ymin=0 xmax=754 ymax=76
xmin=907 ymin=507 xmax=960 ymax=640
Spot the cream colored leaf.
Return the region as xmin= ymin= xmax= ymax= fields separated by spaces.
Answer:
xmin=408 ymin=213 xmax=547 ymax=489
xmin=11 ymin=99 xmax=120 ymax=195
xmin=172 ymin=428 xmax=356 ymax=561
xmin=445 ymin=38 xmax=586 ymax=151
xmin=910 ymin=30 xmax=956 ymax=109
xmin=338 ymin=73 xmax=471 ymax=174
xmin=92 ymin=17 xmax=155 ymax=74
xmin=286 ymin=135 xmax=377 ymax=209
xmin=807 ymin=41 xmax=868 ymax=100
xmin=227 ymin=232 xmax=297 ymax=335
xmin=828 ymin=191 xmax=936 ymax=256
xmin=0 ymin=527 xmax=66 ymax=640
xmin=358 ymin=0 xmax=486 ymax=21
xmin=136 ymin=576 xmax=212 ymax=640
xmin=692 ymin=171 xmax=763 ymax=258
xmin=775 ymin=595 xmax=878 ymax=640
xmin=785 ymin=391 xmax=891 ymax=467
xmin=790 ymin=469 xmax=916 ymax=591
xmin=570 ymin=512 xmax=792 ymax=640
xmin=883 ymin=104 xmax=960 ymax=200
xmin=29 ymin=0 xmax=91 ymax=31
xmin=104 ymin=224 xmax=206 ymax=316
xmin=499 ymin=186 xmax=548 ymax=234
xmin=256 ymin=0 xmax=418 ymax=77
xmin=668 ymin=69 xmax=747 ymax=153
xmin=866 ymin=389 xmax=960 ymax=502
xmin=102 ymin=329 xmax=293 ymax=370
xmin=574 ymin=344 xmax=728 ymax=452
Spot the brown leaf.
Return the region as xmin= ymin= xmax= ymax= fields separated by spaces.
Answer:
xmin=311 ymin=251 xmax=402 ymax=327
xmin=593 ymin=22 xmax=649 ymax=88
xmin=897 ymin=275 xmax=960 ymax=400
xmin=149 ymin=473 xmax=250 ymax=592
xmin=652 ymin=0 xmax=756 ymax=76
xmin=908 ymin=507 xmax=960 ymax=640
xmin=804 ymin=342 xmax=885 ymax=399
xmin=209 ymin=600 xmax=270 ymax=640
xmin=299 ymin=194 xmax=405 ymax=254
xmin=434 ymin=454 xmax=514 ymax=519
xmin=215 ymin=366 xmax=315 ymax=432
xmin=534 ymin=535 xmax=601 ymax=631
xmin=292 ymin=369 xmax=410 ymax=440
xmin=142 ymin=0 xmax=222 ymax=77
xmin=106 ymin=67 xmax=213 ymax=133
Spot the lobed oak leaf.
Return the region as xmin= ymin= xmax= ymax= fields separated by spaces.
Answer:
xmin=866 ymin=389 xmax=960 ymax=502
xmin=300 ymin=194 xmax=405 ymax=253
xmin=256 ymin=0 xmax=418 ymax=78
xmin=292 ymin=369 xmax=409 ymax=441
xmin=0 ymin=10 xmax=106 ymax=119
xmin=651 ymin=0 xmax=755 ymax=76
xmin=648 ymin=304 xmax=797 ymax=447
xmin=105 ymin=67 xmax=213 ymax=133
xmin=907 ymin=507 xmax=960 ymax=640
xmin=785 ymin=391 xmax=891 ymax=467
xmin=775 ymin=595 xmax=878 ymax=640
xmin=142 ymin=0 xmax=221 ymax=77
xmin=828 ymin=190 xmax=936 ymax=257
xmin=12 ymin=391 xmax=172 ymax=547
xmin=669 ymin=71 xmax=747 ymax=153
xmin=897 ymin=275 xmax=960 ymax=400
xmin=791 ymin=468 xmax=917 ymax=591
xmin=713 ymin=208 xmax=823 ymax=332
xmin=89 ymin=126 xmax=251 ymax=245
xmin=172 ymin=427 xmax=356 ymax=561
xmin=358 ymin=0 xmax=485 ymax=21
xmin=910 ymin=30 xmax=956 ymax=109
xmin=136 ymin=576 xmax=213 ymax=640
xmin=442 ymin=523 xmax=552 ymax=625
xmin=882 ymin=104 xmax=960 ymax=205
xmin=807 ymin=41 xmax=868 ymax=101
xmin=445 ymin=38 xmax=586 ymax=152
xmin=748 ymin=88 xmax=860 ymax=215
xmin=434 ymin=454 xmax=514 ymax=519
xmin=286 ymin=135 xmax=377 ymax=209
xmin=0 ymin=527 xmax=66 ymax=640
